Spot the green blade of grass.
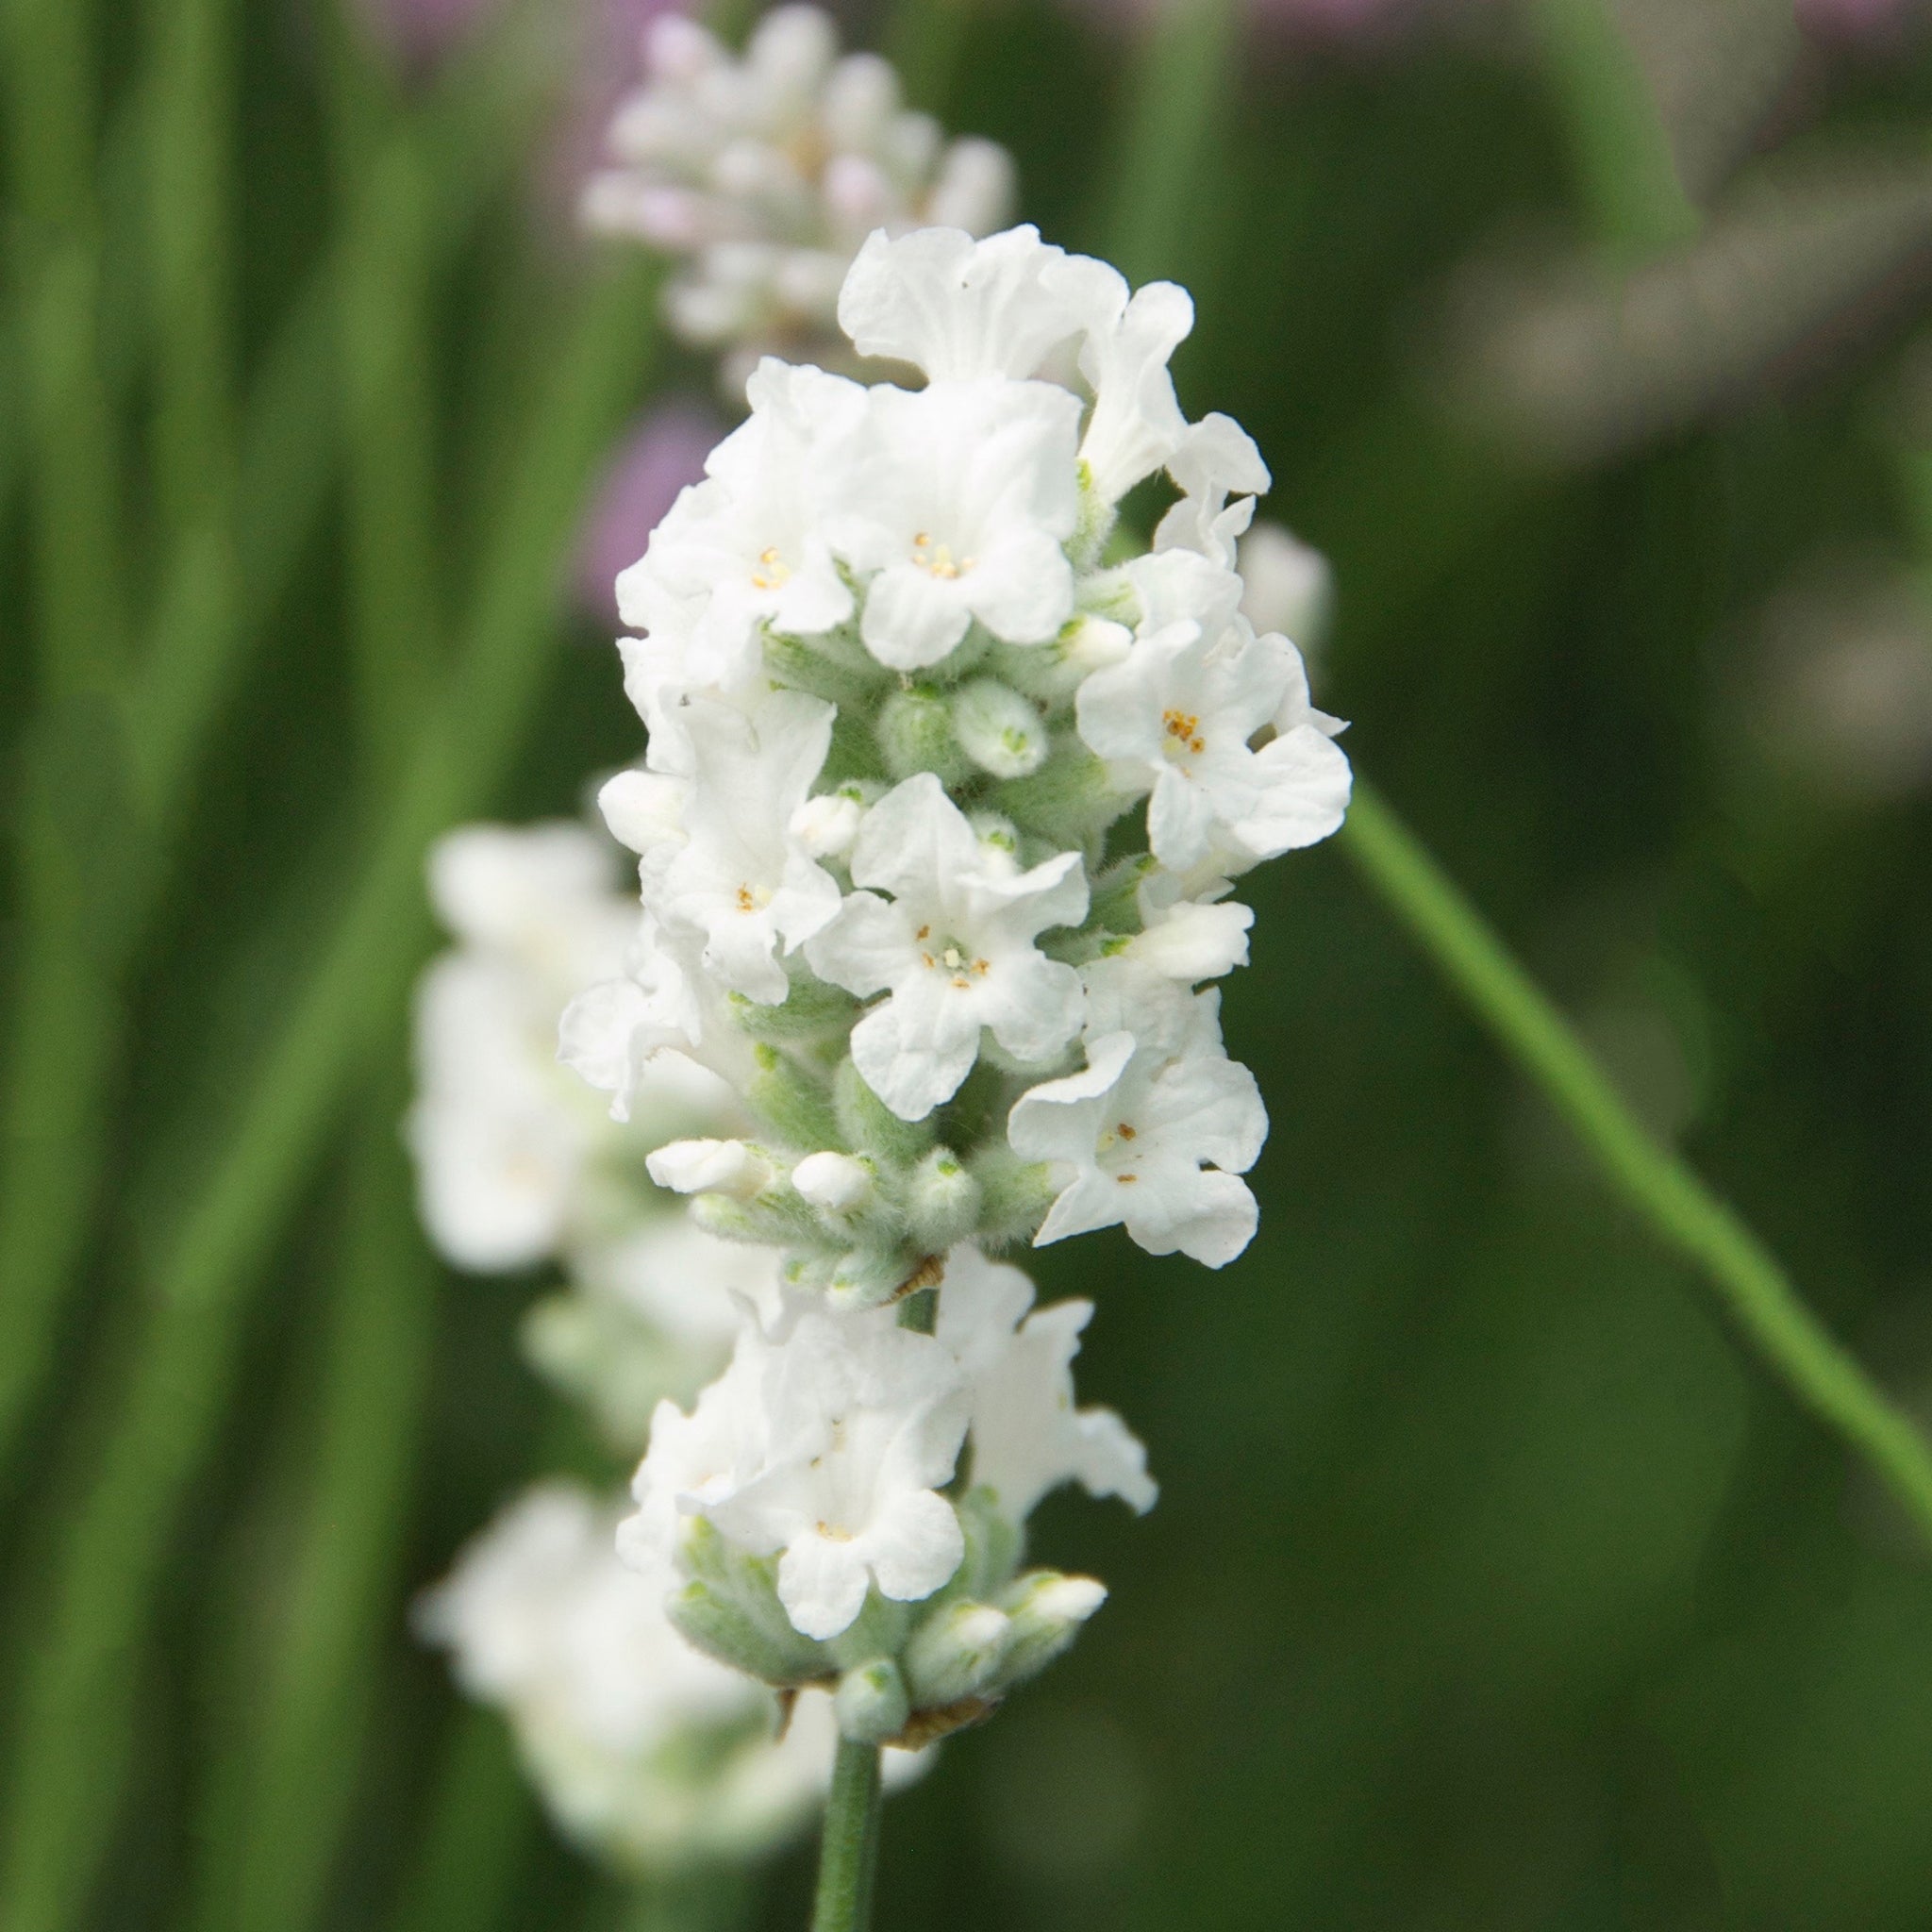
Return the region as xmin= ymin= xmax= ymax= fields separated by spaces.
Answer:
xmin=1101 ymin=0 xmax=1239 ymax=289
xmin=189 ymin=1092 xmax=441 ymax=1932
xmin=0 ymin=253 xmax=663 ymax=1932
xmin=0 ymin=12 xmax=558 ymax=1499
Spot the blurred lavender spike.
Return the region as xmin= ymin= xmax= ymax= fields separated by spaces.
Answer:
xmin=575 ymin=401 xmax=723 ymax=626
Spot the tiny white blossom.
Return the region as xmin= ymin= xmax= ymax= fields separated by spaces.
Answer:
xmin=1075 ymin=616 xmax=1351 ymax=871
xmin=935 ymin=1246 xmax=1157 ymax=1524
xmin=1154 ymin=412 xmax=1271 ymax=568
xmin=585 ymin=10 xmax=1014 ymax=387
xmin=1008 ymin=1017 xmax=1268 ymax=1269
xmin=617 ymin=361 xmax=863 ymax=688
xmin=826 ymin=377 xmax=1082 ymax=669
xmin=1073 ymin=271 xmax=1194 ymax=505
xmin=646 ymin=1139 xmax=774 ymax=1201
xmin=1237 ymin=519 xmax=1334 ymax=649
xmin=791 ymin=1151 xmax=875 ymax=1213
xmin=807 ymin=774 xmax=1089 ymax=1121
xmin=646 ymin=687 xmax=843 ymax=1003
xmin=627 ymin=1308 xmax=970 ymax=1641
xmin=1116 ymin=870 xmax=1255 ymax=983
xmin=838 ymin=224 xmax=1093 ymax=382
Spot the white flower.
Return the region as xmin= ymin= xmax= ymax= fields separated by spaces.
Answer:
xmin=628 ymin=1308 xmax=971 ymax=1641
xmin=645 ymin=687 xmax=843 ymax=1003
xmin=935 ymin=1247 xmax=1157 ymax=1524
xmin=1154 ymin=412 xmax=1271 ymax=568
xmin=584 ymin=10 xmax=1014 ymax=383
xmin=419 ymin=1483 xmax=913 ymax=1867
xmin=1075 ymin=615 xmax=1351 ymax=871
xmin=1008 ymin=1016 xmax=1268 ymax=1269
xmin=837 ymin=225 xmax=1094 ymax=382
xmin=1116 ymin=870 xmax=1254 ymax=984
xmin=1237 ymin=519 xmax=1334 ymax=649
xmin=1073 ymin=270 xmax=1194 ymax=505
xmin=825 ymin=377 xmax=1082 ymax=670
xmin=408 ymin=824 xmax=735 ymax=1271
xmin=807 ymin=774 xmax=1089 ymax=1121
xmin=617 ymin=361 xmax=863 ymax=688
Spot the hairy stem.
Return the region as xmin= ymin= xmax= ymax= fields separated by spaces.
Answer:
xmin=1342 ymin=781 xmax=1932 ymax=1542
xmin=811 ymin=1740 xmax=884 ymax=1932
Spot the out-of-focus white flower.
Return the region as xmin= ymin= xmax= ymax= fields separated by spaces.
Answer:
xmin=807 ymin=775 xmax=1089 ymax=1121
xmin=1236 ymin=520 xmax=1334 ymax=652
xmin=583 ymin=6 xmax=1015 ymax=386
xmin=934 ymin=1247 xmax=1157 ymax=1524
xmin=408 ymin=824 xmax=736 ymax=1274
xmin=418 ymin=1484 xmax=921 ymax=1869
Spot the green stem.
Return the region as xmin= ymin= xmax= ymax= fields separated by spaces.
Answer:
xmin=1524 ymin=0 xmax=1698 ymax=262
xmin=1341 ymin=781 xmax=1932 ymax=1542
xmin=881 ymin=0 xmax=974 ymax=114
xmin=810 ymin=1740 xmax=884 ymax=1932
xmin=1101 ymin=0 xmax=1239 ymax=287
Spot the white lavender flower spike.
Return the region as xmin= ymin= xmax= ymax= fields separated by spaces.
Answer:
xmin=560 ymin=220 xmax=1349 ymax=1751
xmin=583 ymin=6 xmax=1017 ymax=390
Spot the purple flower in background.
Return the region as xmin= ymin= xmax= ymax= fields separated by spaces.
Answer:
xmin=1796 ymin=0 xmax=1922 ymax=44
xmin=352 ymin=0 xmax=510 ymax=67
xmin=1063 ymin=0 xmax=1459 ymax=44
xmin=575 ymin=402 xmax=723 ymax=625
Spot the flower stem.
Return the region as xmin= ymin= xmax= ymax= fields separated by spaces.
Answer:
xmin=1341 ymin=779 xmax=1932 ymax=1544
xmin=811 ymin=1740 xmax=884 ymax=1932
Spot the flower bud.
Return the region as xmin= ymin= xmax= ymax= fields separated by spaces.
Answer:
xmin=728 ymin=977 xmax=859 ymax=1044
xmin=876 ymin=686 xmax=970 ymax=785
xmin=995 ymin=1572 xmax=1108 ymax=1690
xmin=667 ymin=1578 xmax=832 ymax=1689
xmin=825 ymin=1246 xmax=918 ymax=1313
xmin=792 ymin=1151 xmax=875 ymax=1214
xmin=903 ymin=1601 xmax=1013 ymax=1707
xmin=647 ymin=1139 xmax=772 ymax=1200
xmin=747 ymin=1046 xmax=840 ymax=1150
xmin=789 ymin=788 xmax=868 ymax=860
xmin=953 ymin=678 xmax=1050 ymax=779
xmin=1237 ymin=520 xmax=1332 ymax=652
xmin=992 ymin=738 xmax=1129 ymax=847
xmin=904 ymin=1148 xmax=982 ymax=1252
xmin=835 ymin=1658 xmax=911 ymax=1744
xmin=597 ymin=769 xmax=687 ymax=858
xmin=834 ymin=1056 xmax=939 ymax=1167
xmin=967 ymin=1144 xmax=1059 ymax=1245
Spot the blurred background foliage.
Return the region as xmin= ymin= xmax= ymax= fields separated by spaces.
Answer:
xmin=4 ymin=0 xmax=1932 ymax=1928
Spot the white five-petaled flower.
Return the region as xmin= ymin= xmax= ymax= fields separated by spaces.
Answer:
xmin=1076 ymin=611 xmax=1352 ymax=871
xmin=617 ymin=361 xmax=862 ymax=691
xmin=637 ymin=1307 xmax=971 ymax=1641
xmin=638 ymin=687 xmax=844 ymax=1004
xmin=807 ymin=774 xmax=1089 ymax=1121
xmin=935 ymin=1247 xmax=1157 ymax=1524
xmin=1008 ymin=1000 xmax=1269 ymax=1269
xmin=826 ymin=376 xmax=1082 ymax=669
